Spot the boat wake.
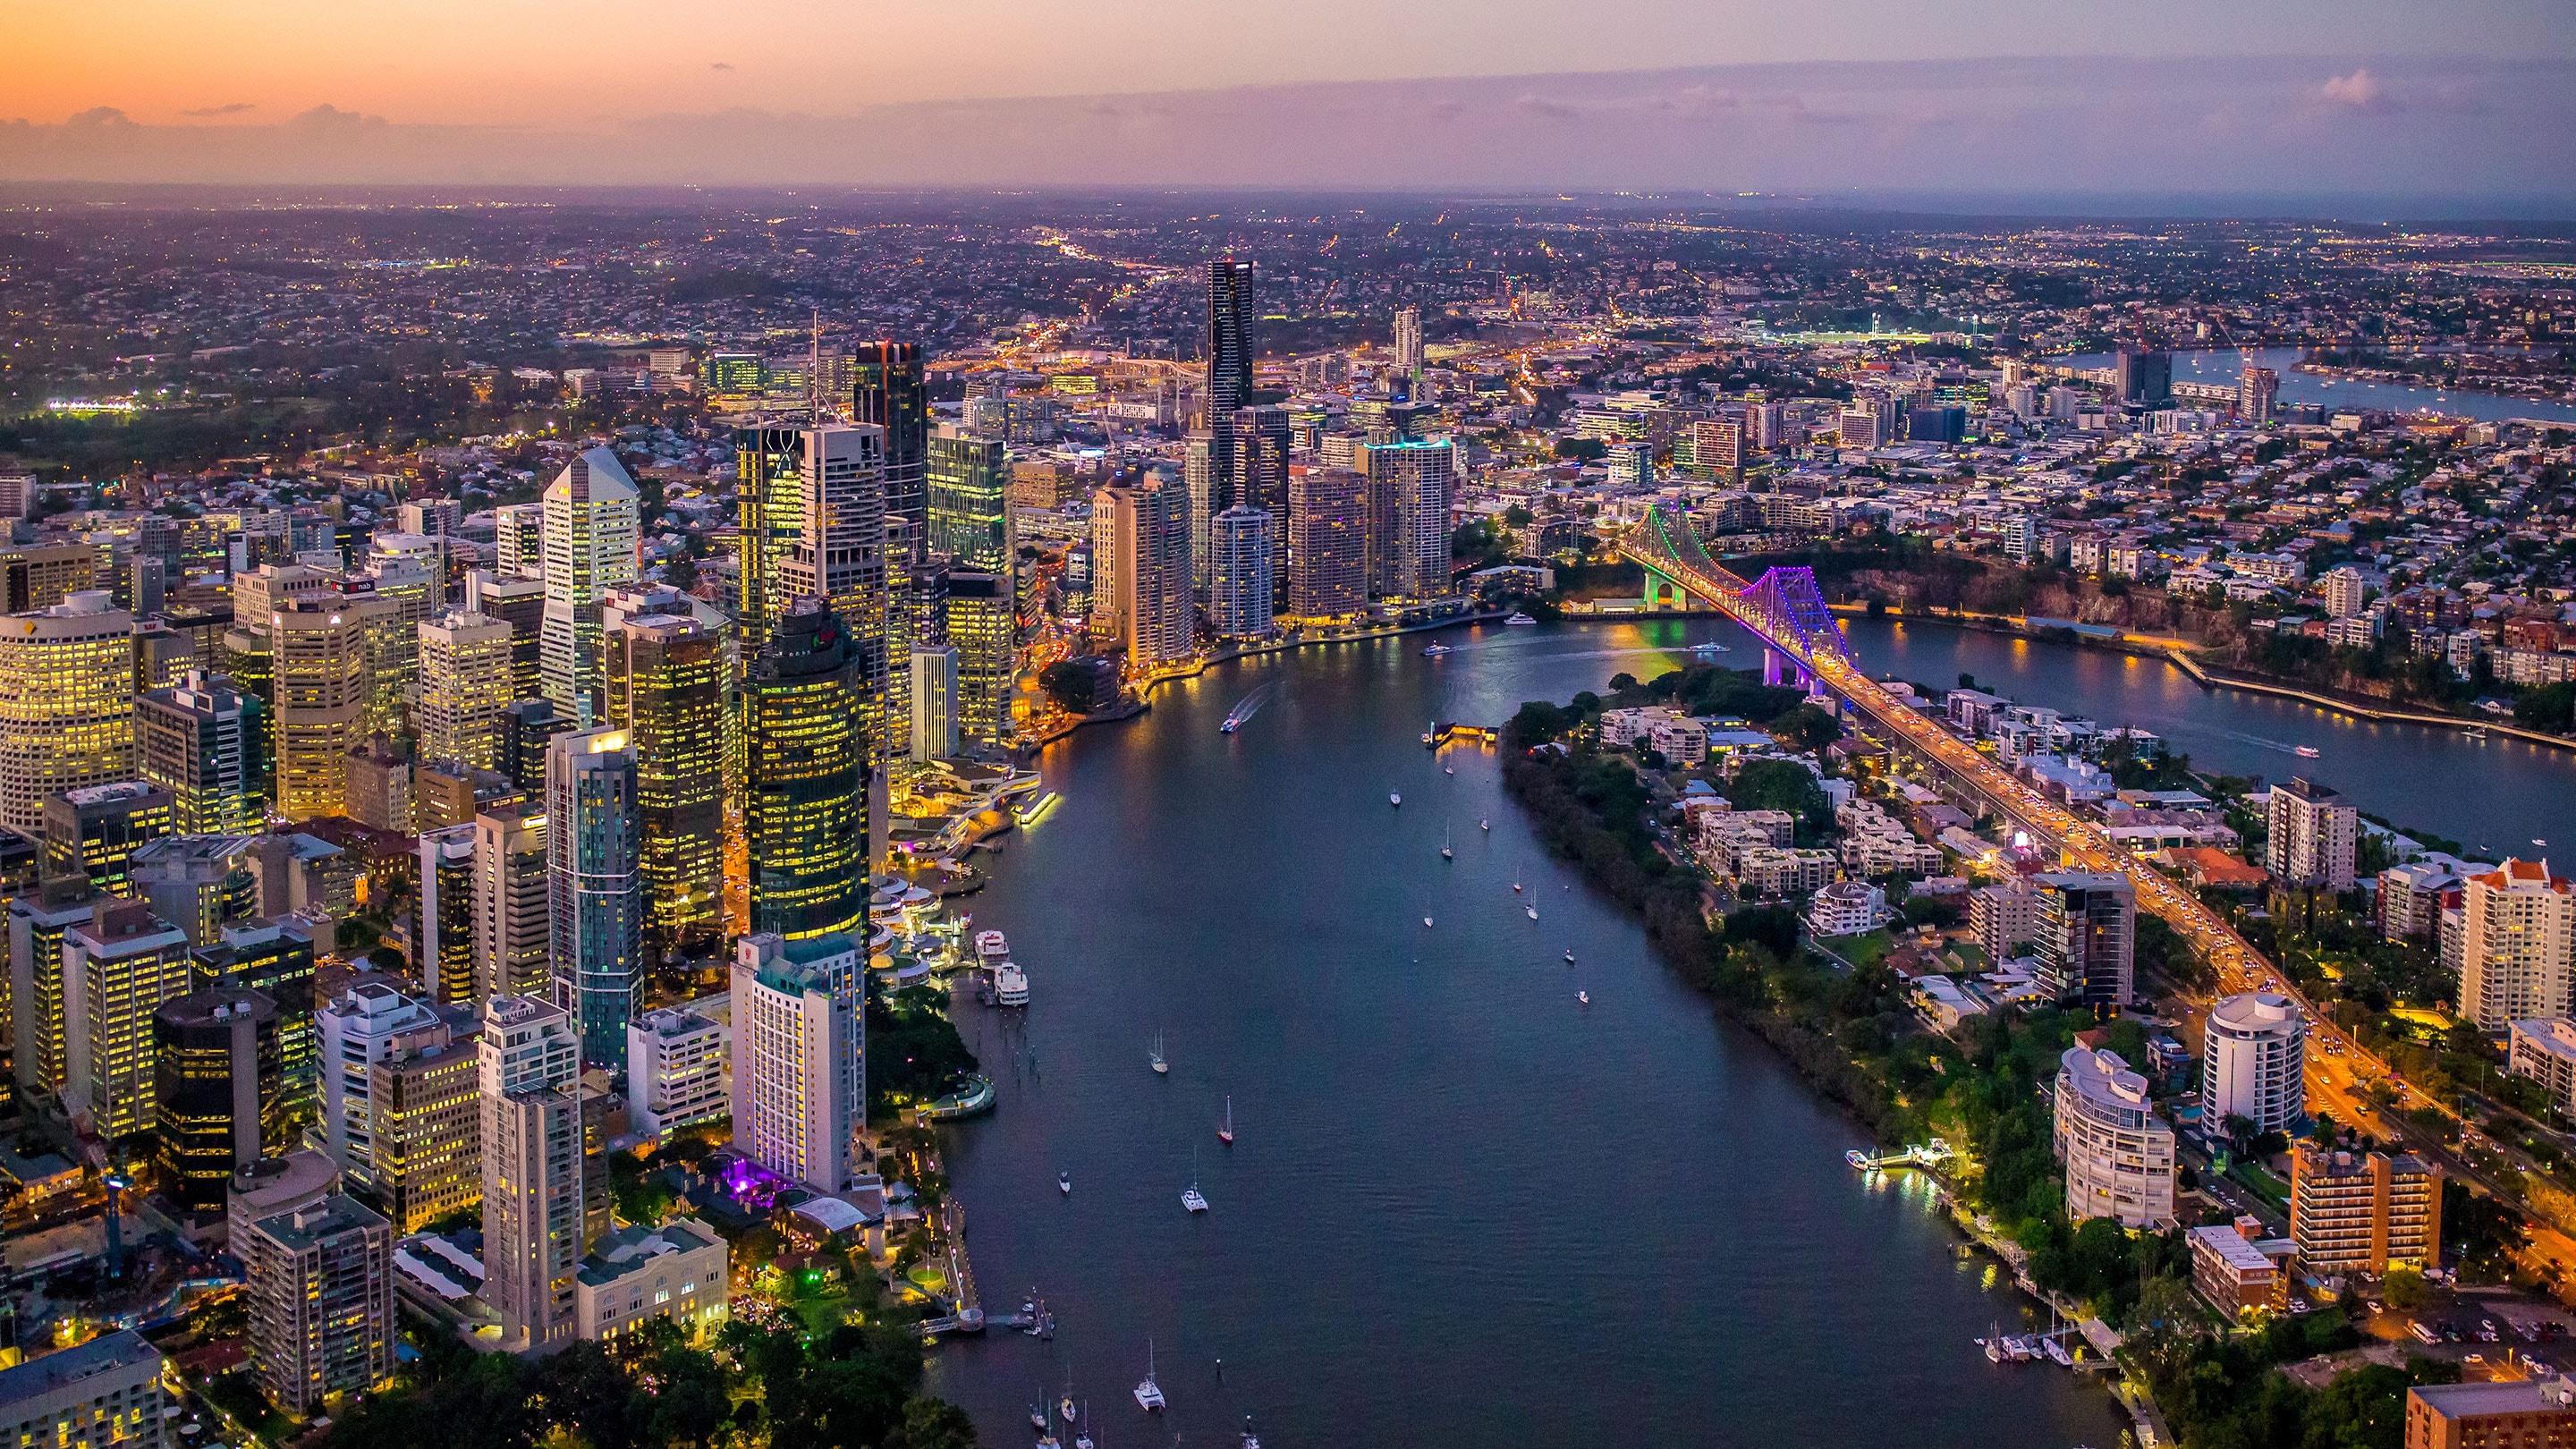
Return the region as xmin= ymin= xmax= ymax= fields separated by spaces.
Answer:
xmin=1221 ymin=681 xmax=1284 ymax=733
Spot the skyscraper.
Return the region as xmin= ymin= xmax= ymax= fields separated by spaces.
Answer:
xmin=41 ymin=781 xmax=173 ymax=900
xmin=472 ymin=801 xmax=550 ymax=1001
xmin=1206 ymin=258 xmax=1254 ymax=419
xmin=732 ymin=426 xmax=807 ymax=657
xmin=740 ymin=599 xmax=866 ymax=942
xmin=779 ymin=424 xmax=888 ymax=783
xmin=2033 ymin=872 xmax=2135 ymax=1007
xmin=418 ymin=611 xmax=515 ymax=773
xmin=1231 ymin=404 xmax=1291 ymax=606
xmin=910 ymin=646 xmax=960 ymax=763
xmin=136 ymin=672 xmax=262 ymax=835
xmin=267 ymin=597 xmax=369 ymax=820
xmin=538 ymin=447 xmax=641 ymax=724
xmin=240 ymin=1190 xmax=394 ymax=1412
xmin=2460 ymin=859 xmax=2576 ymax=1032
xmin=730 ymin=933 xmax=865 ymax=1194
xmin=1393 ymin=305 xmax=1424 ymax=384
xmin=63 ymin=901 xmax=195 ymax=1139
xmin=478 ymin=995 xmax=584 ymax=1352
xmin=464 ymin=572 xmax=547 ymax=703
xmin=945 ymin=574 xmax=1013 ymax=749
xmin=2267 ymin=776 xmax=2359 ymax=894
xmin=2239 ymin=365 xmax=2279 ymax=424
xmin=1208 ymin=507 xmax=1276 ymax=640
xmin=853 ymin=340 xmax=928 ymax=538
xmin=603 ymin=614 xmax=724 ymax=964
xmin=1183 ymin=431 xmax=1221 ymax=599
xmin=2114 ymin=348 xmax=2173 ymax=406
xmin=545 ymin=727 xmax=642 ymax=1070
xmin=152 ymin=986 xmax=283 ymax=1215
xmin=1286 ymin=466 xmax=1368 ymax=619
xmin=416 ymin=825 xmax=477 ymax=1005
xmin=1102 ymin=472 xmax=1193 ymax=669
xmin=928 ymin=423 xmax=1010 ymax=572
xmin=0 ymin=591 xmax=136 ymax=836
xmin=1361 ymin=439 xmax=1455 ymax=599
xmin=493 ymin=504 xmax=544 ymax=580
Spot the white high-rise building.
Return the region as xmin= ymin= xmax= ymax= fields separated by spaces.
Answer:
xmin=2266 ymin=776 xmax=2359 ymax=894
xmin=1392 ymin=306 xmax=1424 ymax=382
xmin=318 ymin=980 xmax=447 ymax=1191
xmin=730 ymin=934 xmax=864 ymax=1194
xmin=1208 ymin=506 xmax=1276 ymax=640
xmin=626 ymin=1006 xmax=728 ymax=1140
xmin=910 ymin=646 xmax=959 ymax=763
xmin=2202 ymin=991 xmax=2305 ymax=1135
xmin=538 ymin=448 xmax=640 ymax=725
xmin=2053 ymin=1046 xmax=2175 ymax=1228
xmin=1104 ymin=471 xmax=1193 ymax=668
xmin=418 ymin=611 xmax=516 ymax=772
xmin=2461 ymin=859 xmax=2576 ymax=1033
xmin=479 ymin=995 xmax=584 ymax=1352
xmin=2321 ymin=567 xmax=2371 ymax=621
xmin=1360 ymin=439 xmax=1454 ymax=599
xmin=473 ymin=803 xmax=550 ymax=1001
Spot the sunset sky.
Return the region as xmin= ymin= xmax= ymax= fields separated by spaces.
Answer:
xmin=3 ymin=0 xmax=2572 ymax=196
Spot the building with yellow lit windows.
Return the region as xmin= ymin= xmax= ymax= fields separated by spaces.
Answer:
xmin=63 ymin=902 xmax=194 ymax=1140
xmin=239 ymin=1191 xmax=394 ymax=1413
xmin=418 ymin=611 xmax=516 ymax=773
xmin=0 ymin=590 xmax=136 ymax=837
xmin=369 ymin=1018 xmax=482 ymax=1233
xmin=604 ymin=614 xmax=724 ymax=962
xmin=0 ymin=1328 xmax=167 ymax=1449
xmin=739 ymin=598 xmax=866 ymax=941
xmin=573 ymin=1218 xmax=729 ymax=1343
xmin=267 ymin=597 xmax=369 ymax=820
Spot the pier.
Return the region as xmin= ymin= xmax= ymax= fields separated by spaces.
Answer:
xmin=1845 ymin=1139 xmax=1956 ymax=1172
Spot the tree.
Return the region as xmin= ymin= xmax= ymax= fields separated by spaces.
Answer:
xmin=891 ymin=1399 xmax=981 ymax=1449
xmin=663 ymin=552 xmax=699 ymax=595
xmin=1771 ymin=702 xmax=1843 ymax=751
xmin=1038 ymin=660 xmax=1100 ymax=716
xmin=2382 ymin=1263 xmax=2428 ymax=1309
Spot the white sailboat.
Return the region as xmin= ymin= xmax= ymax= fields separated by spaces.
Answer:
xmin=1182 ymin=1147 xmax=1209 ymax=1213
xmin=1149 ymin=1032 xmax=1167 ymax=1075
xmin=1441 ymin=826 xmax=1453 ymax=860
xmin=1217 ymin=1095 xmax=1234 ymax=1146
xmin=1134 ymin=1343 xmax=1166 ymax=1411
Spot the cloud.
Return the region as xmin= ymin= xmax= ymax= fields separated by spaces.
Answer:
xmin=181 ymin=102 xmax=257 ymax=117
xmin=2319 ymin=67 xmax=2393 ymax=111
xmin=1650 ymin=85 xmax=1740 ymax=122
xmin=710 ymin=62 xmax=733 ymax=72
xmin=288 ymin=103 xmax=387 ymax=134
xmin=65 ymin=106 xmax=135 ymax=129
xmin=1513 ymin=92 xmax=1580 ymax=122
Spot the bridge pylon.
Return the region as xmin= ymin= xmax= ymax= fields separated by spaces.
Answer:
xmin=1641 ymin=568 xmax=1691 ymax=612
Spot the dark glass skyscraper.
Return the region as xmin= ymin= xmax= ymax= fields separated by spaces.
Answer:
xmin=733 ymin=425 xmax=809 ymax=657
xmin=740 ymin=598 xmax=867 ymax=942
xmin=1206 ymin=259 xmax=1254 ymax=417
xmin=854 ymin=341 xmax=928 ymax=544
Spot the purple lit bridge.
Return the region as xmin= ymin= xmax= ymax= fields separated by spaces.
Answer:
xmin=1615 ymin=504 xmax=1853 ymax=692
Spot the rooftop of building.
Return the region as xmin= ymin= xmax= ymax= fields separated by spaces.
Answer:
xmin=0 ymin=1330 xmax=160 ymax=1407
xmin=574 ymin=1218 xmax=723 ymax=1288
xmin=2186 ymin=1223 xmax=2281 ymax=1275
xmin=2512 ymin=1017 xmax=2576 ymax=1063
xmin=2058 ymin=1046 xmax=2160 ymax=1114
xmin=156 ymin=986 xmax=277 ymax=1029
xmin=229 ymin=1148 xmax=340 ymax=1219
xmin=2276 ymin=775 xmax=2345 ymax=804
xmin=54 ymin=780 xmax=167 ymax=809
xmin=2208 ymin=991 xmax=2302 ymax=1035
xmin=246 ymin=1192 xmax=387 ymax=1250
xmin=2293 ymin=1143 xmax=2439 ymax=1182
xmin=128 ymin=834 xmax=259 ymax=866
xmin=2410 ymin=1376 xmax=2576 ymax=1419
xmin=2474 ymin=857 xmax=2570 ymax=893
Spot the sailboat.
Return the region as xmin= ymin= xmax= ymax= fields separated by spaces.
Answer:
xmin=1218 ymin=1096 xmax=1234 ymax=1146
xmin=1441 ymin=827 xmax=1453 ymax=860
xmin=1074 ymin=1406 xmax=1094 ymax=1449
xmin=1059 ymin=1170 xmax=1072 ymax=1196
xmin=1512 ymin=880 xmax=1522 ymax=893
xmin=1182 ymin=1147 xmax=1209 ymax=1213
xmin=1031 ymin=1394 xmax=1050 ymax=1431
xmin=1063 ymin=1378 xmax=1079 ymax=1423
xmin=1423 ymin=916 xmax=1435 ymax=928
xmin=1134 ymin=1343 xmax=1166 ymax=1411
xmin=1479 ymin=818 xmax=1490 ymax=831
xmin=1150 ymin=1032 xmax=1167 ymax=1075
xmin=1577 ymin=989 xmax=1590 ymax=1005
xmin=1389 ymin=791 xmax=1402 ymax=808
xmin=1526 ymin=905 xmax=1538 ymax=920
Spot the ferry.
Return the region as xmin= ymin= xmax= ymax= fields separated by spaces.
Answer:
xmin=2293 ymin=745 xmax=2320 ymax=758
xmin=1504 ymin=612 xmax=1538 ymax=626
xmin=974 ymin=930 xmax=1012 ymax=965
xmin=1014 ymin=791 xmax=1061 ymax=826
xmin=994 ymin=962 xmax=1030 ymax=1007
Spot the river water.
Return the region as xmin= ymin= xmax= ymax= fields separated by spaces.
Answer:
xmin=2055 ymin=346 xmax=2576 ymax=427
xmin=923 ymin=616 xmax=2128 ymax=1449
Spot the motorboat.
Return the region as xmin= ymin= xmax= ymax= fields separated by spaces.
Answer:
xmin=1059 ymin=1171 xmax=1072 ymax=1196
xmin=1063 ymin=1395 xmax=1079 ymax=1424
xmin=1219 ymin=718 xmax=1240 ymax=733
xmin=1480 ymin=818 xmax=1489 ymax=831
xmin=1505 ymin=613 xmax=1538 ymax=625
xmin=1423 ymin=916 xmax=1435 ymax=928
xmin=1577 ymin=990 xmax=1590 ymax=1005
xmin=1135 ymin=1343 xmax=1166 ymax=1411
xmin=1512 ymin=881 xmax=1522 ymax=893
xmin=1441 ymin=828 xmax=1453 ymax=860
xmin=1527 ymin=906 xmax=1538 ymax=920
xmin=1563 ymin=948 xmax=1575 ymax=962
xmin=2293 ymin=745 xmax=2320 ymax=758
xmin=1182 ymin=1185 xmax=1209 ymax=1214
xmin=994 ymin=962 xmax=1030 ymax=1007
xmin=1422 ymin=642 xmax=1452 ymax=657
xmin=1390 ymin=791 xmax=1402 ymax=807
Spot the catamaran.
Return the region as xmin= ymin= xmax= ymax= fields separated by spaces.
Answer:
xmin=1134 ymin=1343 xmax=1166 ymax=1411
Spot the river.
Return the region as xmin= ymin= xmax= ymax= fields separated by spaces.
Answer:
xmin=922 ymin=616 xmax=2128 ymax=1449
xmin=2055 ymin=346 xmax=2576 ymax=427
